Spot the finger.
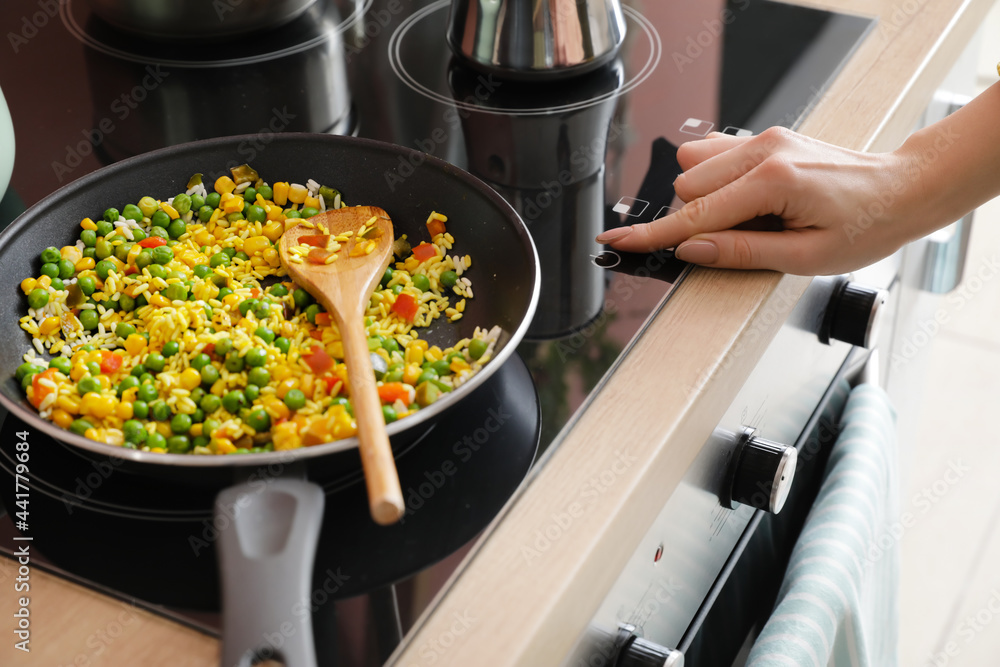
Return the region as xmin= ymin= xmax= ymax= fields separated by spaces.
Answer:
xmin=675 ymin=229 xmax=818 ymax=274
xmin=676 ymin=133 xmax=751 ymax=170
xmin=675 ymin=133 xmax=777 ymax=202
xmin=604 ymin=174 xmax=776 ymax=253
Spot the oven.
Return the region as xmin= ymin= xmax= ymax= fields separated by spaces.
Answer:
xmin=0 ymin=0 xmax=975 ymax=665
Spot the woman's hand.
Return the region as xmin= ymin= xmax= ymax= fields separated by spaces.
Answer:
xmin=596 ymin=126 xmax=937 ymax=275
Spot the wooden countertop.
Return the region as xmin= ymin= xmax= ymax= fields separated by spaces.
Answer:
xmin=2 ymin=1 xmax=991 ymax=665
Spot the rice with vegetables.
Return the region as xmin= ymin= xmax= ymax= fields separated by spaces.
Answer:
xmin=15 ymin=165 xmax=500 ymax=455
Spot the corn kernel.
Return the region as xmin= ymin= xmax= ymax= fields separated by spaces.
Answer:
xmin=450 ymin=357 xmax=470 ymax=373
xmin=222 ymin=196 xmax=243 ymax=214
xmin=180 ymin=368 xmax=201 ymax=390
xmin=160 ymin=202 xmax=180 ymax=220
xmin=127 ymin=244 xmax=143 ymax=265
xmin=263 ymin=247 xmax=280 ymax=267
xmin=36 ymin=275 xmax=52 ymax=289
xmin=424 ymin=346 xmax=443 ymax=363
xmin=124 ymin=334 xmax=147 ymax=355
xmin=244 ymin=235 xmax=270 ymax=255
xmin=81 ymin=218 xmax=98 ymax=230
xmin=116 ymin=402 xmax=133 ymax=420
xmin=61 ymin=246 xmax=83 ymax=263
xmin=265 ymin=205 xmax=283 ymax=222
xmin=260 ymin=221 xmax=284 ymax=243
xmin=212 ymin=438 xmax=237 ymax=454
xmin=149 ymin=294 xmax=170 ymax=308
xmin=304 ymin=195 xmax=320 ymax=210
xmin=223 ymin=293 xmax=242 ymax=308
xmin=190 ymin=424 xmax=203 ymax=437
xmin=272 ymin=421 xmax=302 ymax=451
xmin=272 ymin=182 xmax=289 ymax=206
xmin=39 ymin=316 xmax=61 ymax=336
xmin=81 ymin=392 xmax=115 ymax=419
xmin=403 ymin=363 xmax=422 ymax=385
xmin=287 ymin=183 xmax=308 ymax=204
xmin=215 ymin=175 xmax=236 ymax=195
xmin=20 ymin=278 xmax=36 ymax=295
xmin=57 ymin=395 xmax=81 ymax=414
xmin=275 ymin=377 xmax=298 ymax=399
xmin=330 ymin=341 xmax=344 ymax=360
xmin=51 ymin=409 xmax=74 ymax=429
xmin=84 ymin=428 xmax=100 ymax=441
xmin=405 ymin=340 xmax=428 ymax=365
xmin=194 ymin=230 xmax=215 ymax=247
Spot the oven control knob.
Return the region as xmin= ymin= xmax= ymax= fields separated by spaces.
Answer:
xmin=819 ymin=277 xmax=887 ymax=349
xmin=726 ymin=427 xmax=797 ymax=514
xmin=616 ymin=634 xmax=684 ymax=667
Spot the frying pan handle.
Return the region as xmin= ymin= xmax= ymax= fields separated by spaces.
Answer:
xmin=216 ymin=479 xmax=325 ymax=667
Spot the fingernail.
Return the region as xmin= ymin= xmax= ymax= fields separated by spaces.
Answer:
xmin=675 ymin=240 xmax=719 ymax=264
xmin=596 ymin=227 xmax=633 ymax=244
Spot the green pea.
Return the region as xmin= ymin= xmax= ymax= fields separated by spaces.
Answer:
xmin=50 ymin=277 xmax=64 ymax=291
xmin=200 ymin=393 xmax=221 ymax=413
xmin=200 ymin=364 xmax=220 ymax=385
xmin=224 ymin=351 xmax=245 ymax=372
xmin=96 ymin=220 xmax=114 ymax=237
xmin=384 ymin=367 xmax=404 ymax=383
xmin=253 ymin=301 xmax=271 ymax=319
xmin=152 ymin=246 xmax=174 ymax=265
xmin=284 ymin=209 xmax=301 ymax=219
xmin=130 ymin=364 xmax=146 ymax=377
xmin=151 ymin=401 xmax=171 ymax=422
xmin=330 ymin=396 xmax=352 ymax=415
xmin=135 ymin=197 xmax=156 ymax=218
xmin=208 ymin=340 xmax=230 ymax=359
xmin=226 ymin=212 xmax=244 ymax=223
xmin=14 ymin=363 xmax=39 ymax=382
xmin=283 ymin=389 xmax=306 ymax=410
xmin=40 ymin=262 xmax=59 ymax=278
xmin=381 ymin=338 xmax=400 ymax=354
xmin=417 ymin=369 xmax=438 ymax=386
xmin=293 ymin=288 xmax=314 ymax=309
xmin=77 ymin=376 xmax=101 ymax=394
xmin=149 ymin=225 xmax=169 ymax=240
xmin=130 ymin=400 xmax=148 ymax=419
xmin=267 ymin=283 xmax=288 ymax=298
xmin=73 ymin=277 xmax=95 ymax=298
xmin=380 ymin=267 xmax=394 ymax=287
xmin=197 ymin=205 xmax=214 ymax=222
xmin=162 ymin=340 xmax=180 ymax=357
xmin=119 ymin=204 xmax=141 ymax=221
xmin=305 ymin=304 xmax=321 ymax=324
xmin=382 ymin=405 xmax=398 ymax=424
xmin=170 ymin=413 xmax=192 ymax=434
xmin=146 ymin=264 xmax=168 ymax=280
xmin=245 ymin=408 xmax=270 ymax=432
xmin=117 ymin=375 xmax=139 ymax=397
xmin=114 ymin=323 xmax=135 ymax=340
xmin=237 ymin=298 xmax=257 ymax=317
xmin=300 ymin=207 xmax=319 ymax=218
xmin=102 ymin=207 xmax=119 ymax=222
xmin=146 ymin=432 xmax=166 ymax=450
xmin=118 ymin=294 xmax=136 ymax=312
xmin=48 ymin=356 xmax=72 ymax=374
xmin=233 ymin=251 xmax=249 ymax=263
xmin=246 ymin=205 xmax=266 ymax=223
xmin=27 ymin=288 xmax=49 ymax=309
xmin=391 ymin=284 xmax=403 ymax=295
xmin=79 ymin=309 xmax=99 ymax=330
xmin=190 ymin=353 xmax=212 ymax=370
xmin=222 ymin=390 xmax=246 ymax=414
xmin=82 ymin=247 xmax=97 ymax=259
xmin=254 ymin=326 xmax=275 ymax=344
xmin=163 ymin=283 xmax=188 ymax=301
xmin=217 ymin=286 xmax=233 ymax=300
xmin=210 ymin=252 xmax=230 ymax=268
xmin=136 ymin=294 xmax=149 ymax=308
xmin=412 ymin=274 xmax=430 ymax=292
xmin=114 ymin=242 xmax=134 ymax=262
xmin=139 ymin=372 xmax=155 ymax=386
xmin=70 ymin=419 xmax=94 ymax=435
xmin=56 ymin=258 xmax=76 ymax=279
xmin=247 ymin=367 xmax=270 ymax=387
xmin=80 ymin=229 xmax=97 ymax=247
xmin=167 ymin=219 xmax=186 ymax=239
xmin=191 ymin=408 xmax=205 ymax=423
xmin=203 ymin=418 xmax=221 ymax=438
xmin=95 ymin=260 xmax=116 ymax=280
xmin=245 ymin=384 xmax=261 ymax=402
xmin=150 ymin=209 xmax=169 ymax=229
xmin=201 ymin=191 xmax=219 ymax=208
xmin=135 ymin=249 xmax=153 ymax=270
xmin=190 ymin=194 xmax=205 ymax=210
xmin=167 ymin=435 xmax=191 ymax=453
xmin=142 ymin=353 xmax=164 ymax=373
xmin=40 ymin=246 xmax=61 ymax=264
xmin=192 ymin=264 xmax=211 ymax=279
xmin=431 ymin=359 xmax=452 ymax=376
xmin=81 ymin=344 xmax=96 ymax=352
xmin=136 ymin=384 xmax=158 ymax=403
xmin=468 ymin=338 xmax=488 ymax=360
xmin=440 ymin=270 xmax=459 ymax=288
xmin=274 ymin=337 xmax=290 ymax=355
xmin=122 ymin=419 xmax=146 ymax=443
xmin=131 ymin=228 xmax=147 ymax=242
xmin=253 ymin=185 xmax=271 ymax=200
xmin=244 ymin=348 xmax=267 ymax=367
xmin=172 ymin=193 xmax=192 ymax=215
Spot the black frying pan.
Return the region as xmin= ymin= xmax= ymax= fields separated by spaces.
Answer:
xmin=0 ymin=133 xmax=539 ymax=667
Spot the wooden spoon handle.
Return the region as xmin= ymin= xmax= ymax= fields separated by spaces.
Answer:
xmin=339 ymin=311 xmax=405 ymax=525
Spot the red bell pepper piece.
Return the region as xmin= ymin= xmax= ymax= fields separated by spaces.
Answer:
xmin=426 ymin=219 xmax=446 ymax=238
xmin=314 ymin=312 xmax=332 ymax=326
xmin=30 ymin=368 xmax=59 ymax=408
xmin=378 ymin=382 xmax=412 ymax=405
xmin=307 ymin=248 xmax=334 ymax=264
xmin=302 ymin=345 xmax=333 ymax=374
xmin=321 ymin=376 xmax=342 ymax=395
xmin=412 ymin=243 xmax=437 ymax=262
xmin=308 ymin=329 xmax=324 ymax=341
xmin=390 ymin=293 xmax=419 ymax=322
xmin=138 ymin=237 xmax=167 ymax=248
xmin=298 ymin=235 xmax=331 ymax=248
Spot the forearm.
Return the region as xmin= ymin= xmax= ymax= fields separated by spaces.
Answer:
xmin=899 ymin=79 xmax=1000 ymax=235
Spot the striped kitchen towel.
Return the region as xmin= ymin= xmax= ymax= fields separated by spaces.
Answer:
xmin=746 ymin=382 xmax=899 ymax=667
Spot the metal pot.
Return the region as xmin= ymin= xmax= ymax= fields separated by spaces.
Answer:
xmin=87 ymin=0 xmax=320 ymax=40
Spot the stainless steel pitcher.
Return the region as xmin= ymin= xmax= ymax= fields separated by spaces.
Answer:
xmin=447 ymin=0 xmax=626 ymax=79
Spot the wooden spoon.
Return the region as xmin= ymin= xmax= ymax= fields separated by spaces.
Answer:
xmin=278 ymin=205 xmax=404 ymax=525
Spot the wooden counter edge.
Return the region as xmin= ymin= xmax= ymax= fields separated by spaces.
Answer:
xmin=390 ymin=1 xmax=995 ymax=665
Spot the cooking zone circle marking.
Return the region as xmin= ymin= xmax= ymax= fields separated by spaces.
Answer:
xmin=60 ymin=0 xmax=373 ymax=68
xmin=388 ymin=0 xmax=661 ymax=116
